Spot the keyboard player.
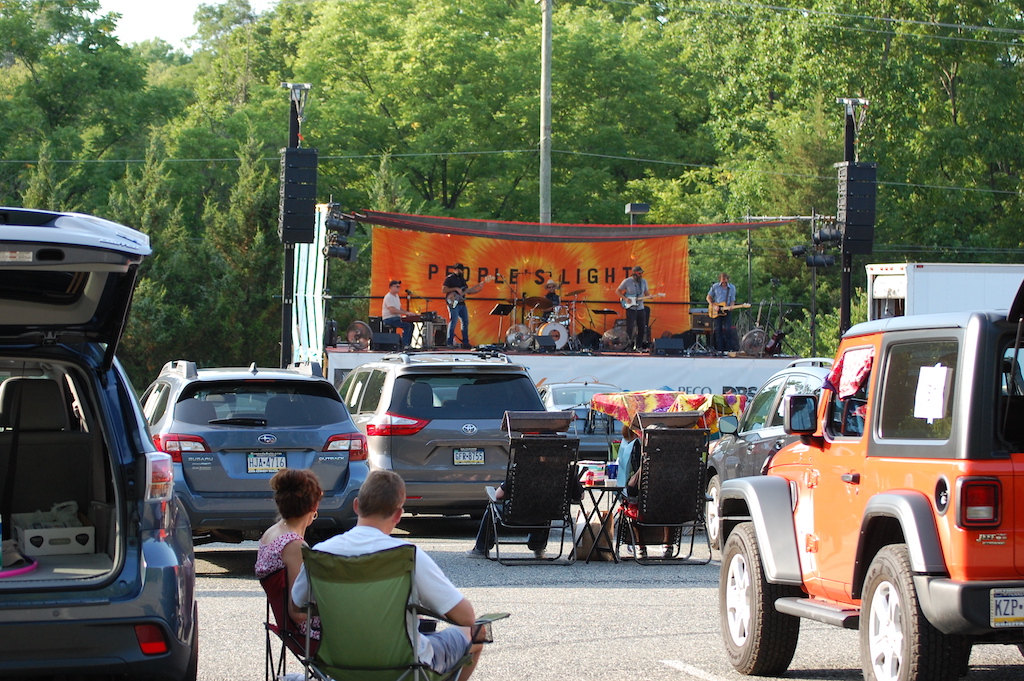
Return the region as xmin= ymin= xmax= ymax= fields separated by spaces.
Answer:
xmin=382 ymin=280 xmax=413 ymax=347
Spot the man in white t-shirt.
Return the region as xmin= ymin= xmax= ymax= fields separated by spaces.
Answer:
xmin=292 ymin=470 xmax=484 ymax=679
xmin=381 ymin=279 xmax=413 ymax=347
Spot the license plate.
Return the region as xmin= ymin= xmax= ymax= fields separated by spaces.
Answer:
xmin=453 ymin=448 xmax=485 ymax=466
xmin=991 ymin=588 xmax=1024 ymax=628
xmin=247 ymin=453 xmax=286 ymax=474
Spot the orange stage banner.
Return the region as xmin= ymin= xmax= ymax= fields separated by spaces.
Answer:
xmin=370 ymin=227 xmax=690 ymax=346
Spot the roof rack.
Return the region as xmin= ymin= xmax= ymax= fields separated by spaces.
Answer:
xmin=160 ymin=359 xmax=198 ymax=380
xmin=379 ymin=350 xmax=513 ymax=364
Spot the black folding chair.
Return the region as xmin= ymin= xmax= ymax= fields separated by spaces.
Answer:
xmin=488 ymin=411 xmax=579 ymax=565
xmin=616 ymin=412 xmax=711 ymax=565
xmin=260 ymin=567 xmax=314 ymax=681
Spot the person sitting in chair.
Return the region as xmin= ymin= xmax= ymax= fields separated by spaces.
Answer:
xmin=292 ymin=470 xmax=486 ymax=680
xmin=620 ymin=431 xmax=672 ymax=559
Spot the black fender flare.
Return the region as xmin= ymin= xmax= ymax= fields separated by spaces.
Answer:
xmin=852 ymin=490 xmax=946 ymax=599
xmin=719 ymin=476 xmax=802 ymax=586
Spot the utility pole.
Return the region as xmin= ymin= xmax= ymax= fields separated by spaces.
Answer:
xmin=835 ymin=97 xmax=873 ymax=335
xmin=539 ymin=0 xmax=552 ymax=229
xmin=279 ymin=82 xmax=314 ymax=367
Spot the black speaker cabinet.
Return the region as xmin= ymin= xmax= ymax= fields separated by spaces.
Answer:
xmin=532 ymin=335 xmax=557 ymax=352
xmin=323 ymin=320 xmax=338 ymax=348
xmin=371 ymin=332 xmax=402 ymax=351
xmin=367 ymin=316 xmax=384 ymax=333
xmin=653 ymin=337 xmax=687 ymax=356
xmin=576 ymin=328 xmax=602 ymax=351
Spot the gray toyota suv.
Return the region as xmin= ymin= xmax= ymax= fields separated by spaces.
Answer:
xmin=0 ymin=208 xmax=196 ymax=679
xmin=338 ymin=351 xmax=548 ymax=515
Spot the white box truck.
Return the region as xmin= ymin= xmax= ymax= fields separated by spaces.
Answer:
xmin=866 ymin=262 xmax=1024 ymax=320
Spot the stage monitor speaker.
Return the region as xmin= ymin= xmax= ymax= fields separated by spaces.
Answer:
xmin=653 ymin=337 xmax=687 ymax=356
xmin=371 ymin=332 xmax=402 ymax=351
xmin=532 ymin=335 xmax=557 ymax=352
xmin=367 ymin=316 xmax=384 ymax=333
xmin=323 ymin=320 xmax=338 ymax=348
xmin=576 ymin=328 xmax=602 ymax=351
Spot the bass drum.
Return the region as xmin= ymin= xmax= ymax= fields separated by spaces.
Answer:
xmin=601 ymin=327 xmax=629 ymax=351
xmin=538 ymin=322 xmax=568 ymax=349
xmin=505 ymin=324 xmax=533 ymax=350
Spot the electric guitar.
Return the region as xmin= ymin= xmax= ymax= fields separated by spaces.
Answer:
xmin=620 ymin=292 xmax=666 ymax=309
xmin=445 ymin=275 xmax=494 ymax=309
xmin=708 ymin=302 xmax=751 ymax=318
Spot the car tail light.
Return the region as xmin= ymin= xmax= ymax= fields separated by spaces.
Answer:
xmin=366 ymin=412 xmax=430 ymax=437
xmin=153 ymin=433 xmax=211 ymax=463
xmin=325 ymin=433 xmax=368 ymax=461
xmin=134 ymin=623 xmax=169 ymax=655
xmin=145 ymin=452 xmax=174 ymax=502
xmin=958 ymin=478 xmax=1001 ymax=527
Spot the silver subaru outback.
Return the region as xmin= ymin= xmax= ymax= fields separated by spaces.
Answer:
xmin=339 ymin=351 xmax=548 ymax=516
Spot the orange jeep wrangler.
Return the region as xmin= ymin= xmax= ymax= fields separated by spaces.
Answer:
xmin=718 ymin=291 xmax=1024 ymax=681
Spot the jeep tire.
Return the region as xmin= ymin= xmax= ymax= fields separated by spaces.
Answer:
xmin=720 ymin=522 xmax=800 ymax=676
xmin=860 ymin=544 xmax=963 ymax=681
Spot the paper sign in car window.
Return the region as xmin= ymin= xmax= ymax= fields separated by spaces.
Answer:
xmin=914 ymin=364 xmax=948 ymax=423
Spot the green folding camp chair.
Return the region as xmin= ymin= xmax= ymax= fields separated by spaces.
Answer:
xmin=301 ymin=544 xmax=507 ymax=681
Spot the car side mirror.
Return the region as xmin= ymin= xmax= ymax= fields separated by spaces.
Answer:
xmin=784 ymin=394 xmax=818 ymax=435
xmin=718 ymin=414 xmax=738 ymax=435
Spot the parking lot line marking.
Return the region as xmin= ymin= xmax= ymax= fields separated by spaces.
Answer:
xmin=661 ymin=660 xmax=726 ymax=681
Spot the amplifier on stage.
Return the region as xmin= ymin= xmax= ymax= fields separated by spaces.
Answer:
xmin=690 ymin=311 xmax=712 ymax=331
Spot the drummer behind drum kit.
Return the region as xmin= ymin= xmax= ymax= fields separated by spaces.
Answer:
xmin=503 ymin=289 xmax=594 ymax=352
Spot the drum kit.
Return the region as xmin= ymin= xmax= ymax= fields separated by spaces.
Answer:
xmin=503 ymin=289 xmax=594 ymax=351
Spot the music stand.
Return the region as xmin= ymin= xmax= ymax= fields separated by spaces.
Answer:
xmin=490 ymin=302 xmax=516 ymax=346
xmin=591 ymin=309 xmax=618 ymax=334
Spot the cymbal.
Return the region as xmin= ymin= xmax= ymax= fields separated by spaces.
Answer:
xmin=523 ymin=296 xmax=554 ymax=310
xmin=565 ymin=289 xmax=586 ymax=297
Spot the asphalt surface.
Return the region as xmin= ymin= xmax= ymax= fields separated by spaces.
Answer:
xmin=195 ymin=515 xmax=1024 ymax=681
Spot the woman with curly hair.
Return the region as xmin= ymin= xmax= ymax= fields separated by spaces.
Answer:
xmin=255 ymin=468 xmax=323 ymax=638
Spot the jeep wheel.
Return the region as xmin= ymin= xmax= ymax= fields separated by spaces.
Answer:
xmin=860 ymin=544 xmax=962 ymax=681
xmin=720 ymin=522 xmax=800 ymax=676
xmin=706 ymin=474 xmax=721 ymax=550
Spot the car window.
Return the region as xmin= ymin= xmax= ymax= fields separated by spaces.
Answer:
xmin=359 ymin=370 xmax=387 ymax=414
xmin=141 ymin=381 xmax=171 ymax=427
xmin=391 ymin=374 xmax=543 ymax=419
xmin=340 ymin=369 xmax=369 ymax=412
xmin=878 ymin=340 xmax=957 ymax=440
xmin=768 ymin=373 xmax=825 ymax=427
xmin=176 ymin=380 xmax=350 ymax=426
xmin=825 ymin=347 xmax=874 ymax=438
xmin=741 ymin=376 xmax=785 ymax=433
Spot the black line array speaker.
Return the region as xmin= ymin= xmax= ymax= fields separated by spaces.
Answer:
xmin=371 ymin=332 xmax=402 ymax=351
xmin=653 ymin=337 xmax=688 ymax=356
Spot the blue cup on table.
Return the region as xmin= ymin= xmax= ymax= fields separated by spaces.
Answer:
xmin=606 ymin=462 xmax=618 ymax=481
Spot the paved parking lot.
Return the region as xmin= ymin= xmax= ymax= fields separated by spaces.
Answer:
xmin=196 ymin=516 xmax=1024 ymax=681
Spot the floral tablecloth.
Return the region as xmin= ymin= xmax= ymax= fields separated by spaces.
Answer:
xmin=590 ymin=390 xmax=747 ymax=435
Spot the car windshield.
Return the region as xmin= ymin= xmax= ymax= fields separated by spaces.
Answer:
xmin=391 ymin=374 xmax=544 ymax=419
xmin=175 ymin=380 xmax=349 ymax=427
xmin=551 ymin=386 xmax=613 ymax=407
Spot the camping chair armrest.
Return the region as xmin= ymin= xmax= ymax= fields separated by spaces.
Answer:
xmin=413 ymin=606 xmax=510 ymax=644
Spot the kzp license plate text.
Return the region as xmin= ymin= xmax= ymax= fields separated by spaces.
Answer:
xmin=991 ymin=588 xmax=1024 ymax=628
xmin=247 ymin=453 xmax=286 ymax=474
xmin=453 ymin=448 xmax=485 ymax=466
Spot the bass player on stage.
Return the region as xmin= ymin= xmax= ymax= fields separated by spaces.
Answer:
xmin=706 ymin=271 xmax=738 ymax=352
xmin=616 ymin=265 xmax=651 ymax=352
xmin=442 ymin=263 xmax=489 ymax=348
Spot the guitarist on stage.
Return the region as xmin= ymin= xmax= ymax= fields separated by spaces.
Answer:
xmin=442 ymin=262 xmax=487 ymax=348
xmin=706 ymin=271 xmax=738 ymax=352
xmin=616 ymin=265 xmax=651 ymax=352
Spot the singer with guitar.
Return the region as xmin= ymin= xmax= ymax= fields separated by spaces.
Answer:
xmin=441 ymin=263 xmax=491 ymax=348
xmin=706 ymin=272 xmax=740 ymax=352
xmin=616 ymin=265 xmax=653 ymax=352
